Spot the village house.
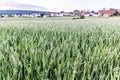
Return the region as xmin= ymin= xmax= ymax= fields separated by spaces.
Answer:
xmin=63 ymin=12 xmax=72 ymax=16
xmin=50 ymin=12 xmax=63 ymax=17
xmin=81 ymin=12 xmax=90 ymax=16
xmin=99 ymin=9 xmax=117 ymax=17
xmin=1 ymin=14 xmax=9 ymax=18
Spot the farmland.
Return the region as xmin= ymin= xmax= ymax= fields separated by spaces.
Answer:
xmin=0 ymin=17 xmax=120 ymax=80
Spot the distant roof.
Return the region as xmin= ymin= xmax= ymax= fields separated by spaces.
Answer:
xmin=100 ymin=10 xmax=116 ymax=15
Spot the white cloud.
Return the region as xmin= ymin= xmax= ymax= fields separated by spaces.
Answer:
xmin=0 ymin=0 xmax=120 ymax=12
xmin=0 ymin=0 xmax=47 ymax=11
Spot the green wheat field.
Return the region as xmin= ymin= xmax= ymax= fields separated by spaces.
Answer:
xmin=0 ymin=17 xmax=120 ymax=80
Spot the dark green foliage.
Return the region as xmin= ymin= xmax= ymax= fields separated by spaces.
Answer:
xmin=80 ymin=15 xmax=85 ymax=19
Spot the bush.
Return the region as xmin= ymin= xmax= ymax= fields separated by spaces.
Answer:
xmin=80 ymin=15 xmax=85 ymax=19
xmin=72 ymin=15 xmax=85 ymax=20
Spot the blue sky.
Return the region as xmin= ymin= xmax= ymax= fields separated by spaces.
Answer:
xmin=0 ymin=0 xmax=120 ymax=11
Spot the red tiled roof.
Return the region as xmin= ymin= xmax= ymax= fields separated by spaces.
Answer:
xmin=100 ymin=10 xmax=116 ymax=15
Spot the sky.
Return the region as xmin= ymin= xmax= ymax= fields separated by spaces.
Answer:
xmin=0 ymin=0 xmax=120 ymax=12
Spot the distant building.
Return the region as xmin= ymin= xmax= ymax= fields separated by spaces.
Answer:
xmin=63 ymin=12 xmax=71 ymax=16
xmin=50 ymin=12 xmax=63 ymax=17
xmin=99 ymin=9 xmax=117 ymax=17
xmin=0 ymin=10 xmax=51 ymax=18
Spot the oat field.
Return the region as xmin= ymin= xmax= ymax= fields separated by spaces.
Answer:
xmin=0 ymin=18 xmax=120 ymax=80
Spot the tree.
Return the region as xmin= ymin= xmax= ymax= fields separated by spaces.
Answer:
xmin=73 ymin=10 xmax=80 ymax=13
xmin=109 ymin=8 xmax=116 ymax=10
xmin=60 ymin=11 xmax=64 ymax=13
xmin=113 ymin=10 xmax=120 ymax=16
xmin=73 ymin=10 xmax=80 ymax=16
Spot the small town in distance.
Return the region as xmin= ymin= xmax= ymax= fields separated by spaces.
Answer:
xmin=0 ymin=8 xmax=120 ymax=18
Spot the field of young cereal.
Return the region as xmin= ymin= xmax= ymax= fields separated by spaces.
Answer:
xmin=0 ymin=17 xmax=120 ymax=80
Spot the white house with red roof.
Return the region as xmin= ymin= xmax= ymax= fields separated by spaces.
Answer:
xmin=99 ymin=9 xmax=117 ymax=17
